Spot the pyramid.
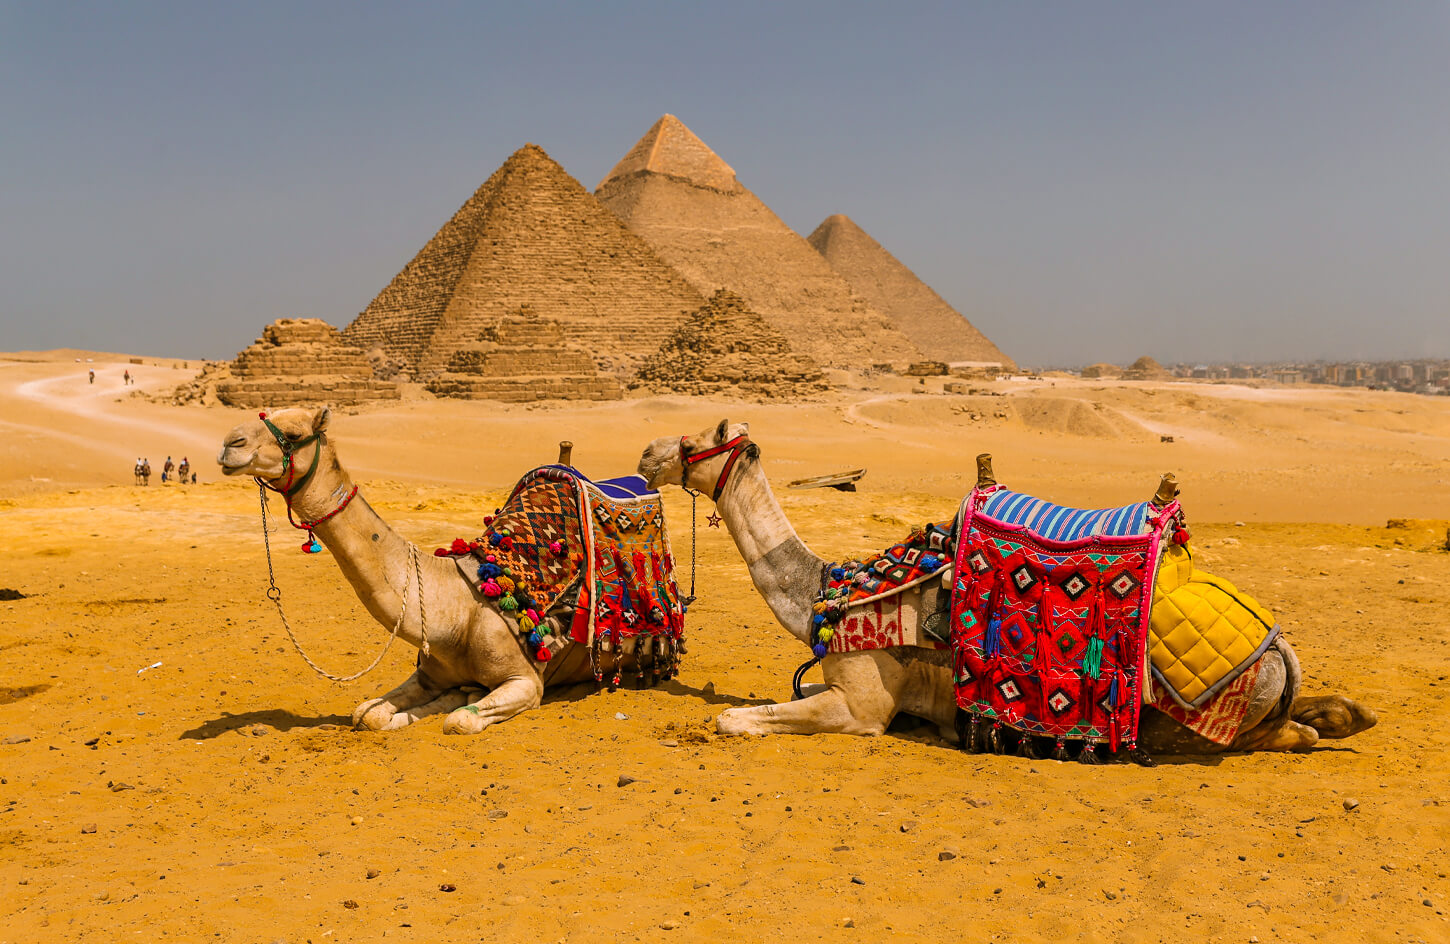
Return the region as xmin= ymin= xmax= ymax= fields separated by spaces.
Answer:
xmin=808 ymin=214 xmax=1015 ymax=370
xmin=343 ymin=143 xmax=704 ymax=377
xmin=1123 ymin=355 xmax=1171 ymax=380
xmin=595 ymin=115 xmax=921 ymax=368
xmin=215 ymin=318 xmax=399 ymax=408
xmin=425 ymin=306 xmax=621 ymax=402
xmin=635 ymin=290 xmax=828 ymax=398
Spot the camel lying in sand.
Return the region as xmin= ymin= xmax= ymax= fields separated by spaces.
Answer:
xmin=218 ymin=406 xmax=657 ymax=734
xmin=638 ymin=420 xmax=1377 ymax=756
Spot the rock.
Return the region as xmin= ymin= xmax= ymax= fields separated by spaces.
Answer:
xmin=615 ymin=712 xmax=628 ymax=721
xmin=109 ymin=782 xmax=134 ymax=792
xmin=964 ymin=797 xmax=990 ymax=808
xmin=84 ymin=737 xmax=99 ymax=746
xmin=659 ymin=739 xmax=679 ymax=747
xmin=81 ymin=823 xmax=97 ymax=834
xmin=438 ymin=883 xmax=457 ymax=893
xmin=673 ymin=787 xmax=683 ymax=795
xmin=350 ymin=815 xmax=363 ymax=826
xmin=1342 ymin=798 xmax=1360 ymax=811
xmin=850 ymin=876 xmax=865 ymax=886
xmin=487 ymin=810 xmax=508 ymax=820
xmin=899 ymin=821 xmax=916 ymax=833
xmin=617 ymin=774 xmax=638 ymax=787
xmin=701 ymin=681 xmax=716 ymax=696
xmin=342 ymin=900 xmax=359 ymax=910
xmin=2 ymin=736 xmax=30 ymax=745
xmin=659 ymin=920 xmax=680 ymax=930
xmin=937 ymin=851 xmax=957 ymax=862
xmin=1103 ymin=890 xmax=1117 ymax=900
xmin=366 ymin=868 xmax=381 ymax=879
xmin=842 ymin=918 xmax=855 ymax=928
xmin=249 ymin=726 xmax=268 ymax=737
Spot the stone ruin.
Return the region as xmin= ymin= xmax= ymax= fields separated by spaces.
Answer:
xmin=214 ymin=318 xmax=399 ymax=408
xmin=634 ymin=290 xmax=829 ymax=398
xmin=1122 ymin=355 xmax=1172 ymax=381
xmin=424 ymin=308 xmax=621 ymax=402
xmin=1080 ymin=363 xmax=1124 ymax=379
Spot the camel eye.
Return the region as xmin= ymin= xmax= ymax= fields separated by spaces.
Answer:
xmin=226 ymin=437 xmax=245 ymax=449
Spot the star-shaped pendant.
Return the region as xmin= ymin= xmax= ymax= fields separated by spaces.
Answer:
xmin=706 ymin=511 xmax=723 ymax=529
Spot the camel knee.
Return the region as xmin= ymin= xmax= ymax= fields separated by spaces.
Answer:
xmin=352 ymin=698 xmax=393 ymax=731
xmin=1238 ymin=718 xmax=1319 ymax=753
xmin=1292 ymin=695 xmax=1377 ymax=739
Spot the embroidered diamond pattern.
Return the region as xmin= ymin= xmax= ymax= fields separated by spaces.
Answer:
xmin=997 ymin=679 xmax=1023 ymax=702
xmin=1061 ymin=572 xmax=1090 ymax=601
xmin=1011 ymin=565 xmax=1038 ymax=593
xmin=1055 ymin=631 xmax=1078 ymax=658
xmin=1047 ymin=688 xmax=1076 ymax=715
xmin=1107 ymin=571 xmax=1140 ymax=600
xmin=968 ymin=550 xmax=991 ymax=575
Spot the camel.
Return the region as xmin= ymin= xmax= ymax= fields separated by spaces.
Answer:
xmin=218 ymin=406 xmax=660 ymax=734
xmin=638 ymin=420 xmax=1377 ymax=757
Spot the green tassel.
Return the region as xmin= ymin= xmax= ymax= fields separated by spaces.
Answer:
xmin=1083 ymin=637 xmax=1105 ymax=679
xmin=499 ymin=593 xmax=519 ymax=611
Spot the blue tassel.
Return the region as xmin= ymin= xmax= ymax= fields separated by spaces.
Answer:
xmin=812 ymin=643 xmax=828 ymax=658
xmin=830 ymin=567 xmax=847 ymax=581
xmin=812 ymin=613 xmax=826 ymax=626
xmin=528 ymin=631 xmax=542 ymax=646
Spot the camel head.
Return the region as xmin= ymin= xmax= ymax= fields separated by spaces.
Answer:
xmin=638 ymin=419 xmax=757 ymax=497
xmin=217 ymin=406 xmax=333 ymax=485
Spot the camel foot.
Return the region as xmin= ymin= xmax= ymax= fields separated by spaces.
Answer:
xmin=1291 ymin=695 xmax=1377 ymax=739
xmin=1236 ymin=718 xmax=1320 ymax=752
xmin=352 ymin=698 xmax=394 ymax=731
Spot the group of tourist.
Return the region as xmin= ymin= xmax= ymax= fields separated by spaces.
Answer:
xmin=133 ymin=455 xmax=195 ymax=486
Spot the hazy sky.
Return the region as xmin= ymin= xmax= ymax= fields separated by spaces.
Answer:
xmin=2 ymin=2 xmax=1446 ymax=366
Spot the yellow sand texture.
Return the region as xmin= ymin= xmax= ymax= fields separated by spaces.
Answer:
xmin=2 ymin=352 xmax=1448 ymax=942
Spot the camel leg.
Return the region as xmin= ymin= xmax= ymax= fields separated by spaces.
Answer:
xmin=717 ymin=651 xmax=901 ymax=737
xmin=352 ymin=670 xmax=446 ymax=731
xmin=379 ymin=689 xmax=472 ymax=730
xmin=1291 ymin=695 xmax=1377 ymax=739
xmin=440 ymin=675 xmax=543 ymax=735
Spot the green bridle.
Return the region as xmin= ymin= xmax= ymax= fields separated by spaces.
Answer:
xmin=256 ymin=411 xmax=323 ymax=497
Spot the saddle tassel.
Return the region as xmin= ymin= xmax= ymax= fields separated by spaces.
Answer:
xmin=1078 ymin=737 xmax=1101 ymax=765
xmin=1052 ymin=737 xmax=1070 ymax=761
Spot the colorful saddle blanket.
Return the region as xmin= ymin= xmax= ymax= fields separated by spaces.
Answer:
xmin=437 ymin=466 xmax=684 ymax=674
xmin=948 ymin=486 xmax=1184 ymax=752
xmin=811 ymin=522 xmax=954 ymax=655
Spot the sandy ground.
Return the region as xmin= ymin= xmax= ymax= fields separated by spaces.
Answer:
xmin=2 ymin=352 xmax=1448 ymax=943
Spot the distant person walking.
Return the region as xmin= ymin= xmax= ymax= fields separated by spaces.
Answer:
xmin=141 ymin=459 xmax=152 ymax=486
xmin=133 ymin=458 xmax=145 ymax=486
xmin=178 ymin=457 xmax=190 ymax=483
xmin=88 ymin=369 xmax=95 ymax=384
xmin=123 ymin=369 xmax=131 ymax=385
xmin=162 ymin=456 xmax=174 ymax=484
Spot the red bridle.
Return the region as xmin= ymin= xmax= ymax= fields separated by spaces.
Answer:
xmin=680 ymin=433 xmax=752 ymax=501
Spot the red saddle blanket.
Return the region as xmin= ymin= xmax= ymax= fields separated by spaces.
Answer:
xmin=949 ymin=486 xmax=1182 ymax=752
xmin=437 ymin=466 xmax=685 ymax=676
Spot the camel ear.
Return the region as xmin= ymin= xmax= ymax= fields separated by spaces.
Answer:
xmin=744 ymin=443 xmax=760 ymax=461
xmin=312 ymin=406 xmax=332 ymax=434
xmin=716 ymin=419 xmax=729 ymax=442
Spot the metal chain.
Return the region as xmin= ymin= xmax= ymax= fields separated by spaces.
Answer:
xmin=259 ymin=482 xmax=424 ymax=682
xmin=681 ymin=486 xmax=700 ymax=607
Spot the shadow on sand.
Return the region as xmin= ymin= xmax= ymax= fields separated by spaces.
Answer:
xmin=178 ymin=709 xmax=352 ymax=740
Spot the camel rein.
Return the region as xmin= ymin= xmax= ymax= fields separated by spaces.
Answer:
xmin=256 ymin=475 xmax=429 ymax=683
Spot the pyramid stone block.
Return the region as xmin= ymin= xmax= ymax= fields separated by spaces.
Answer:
xmin=216 ymin=318 xmax=399 ymax=408
xmin=808 ymin=214 xmax=1015 ymax=370
xmin=596 ymin=115 xmax=921 ymax=369
xmin=424 ymin=307 xmax=621 ymax=402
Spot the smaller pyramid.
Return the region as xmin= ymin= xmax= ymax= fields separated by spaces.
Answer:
xmin=216 ymin=318 xmax=398 ymax=408
xmin=425 ymin=306 xmax=621 ymax=402
xmin=1080 ymin=363 xmax=1123 ymax=379
xmin=808 ymin=214 xmax=1015 ymax=369
xmin=635 ymin=290 xmax=828 ymax=398
xmin=1123 ymin=356 xmax=1171 ymax=380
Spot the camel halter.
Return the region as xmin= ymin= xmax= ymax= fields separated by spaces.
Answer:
xmin=680 ymin=433 xmax=751 ymax=501
xmin=254 ymin=412 xmax=358 ymax=553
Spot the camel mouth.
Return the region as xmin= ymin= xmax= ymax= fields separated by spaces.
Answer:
xmin=219 ymin=463 xmax=250 ymax=476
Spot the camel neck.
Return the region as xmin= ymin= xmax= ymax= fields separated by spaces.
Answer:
xmin=277 ymin=454 xmax=431 ymax=651
xmin=716 ymin=462 xmax=824 ymax=645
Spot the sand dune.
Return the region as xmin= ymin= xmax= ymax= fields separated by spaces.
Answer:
xmin=2 ymin=353 xmax=1449 ymax=942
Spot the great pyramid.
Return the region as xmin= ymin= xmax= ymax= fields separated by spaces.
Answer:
xmin=595 ymin=115 xmax=921 ymax=368
xmin=343 ymin=143 xmax=704 ymax=377
xmin=635 ymin=289 xmax=828 ymax=398
xmin=807 ymin=214 xmax=1015 ymax=370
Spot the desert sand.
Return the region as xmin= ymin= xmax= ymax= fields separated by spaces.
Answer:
xmin=2 ymin=352 xmax=1448 ymax=942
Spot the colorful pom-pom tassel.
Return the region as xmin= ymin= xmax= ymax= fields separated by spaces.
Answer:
xmin=526 ymin=608 xmax=541 ymax=623
xmin=812 ymin=643 xmax=828 ymax=658
xmin=549 ymin=540 xmax=564 ymax=556
xmin=817 ymin=627 xmax=834 ymax=643
xmin=535 ymin=646 xmax=552 ymax=662
xmin=830 ymin=567 xmax=846 ymax=581
xmin=488 ymin=533 xmax=502 ymax=547
xmin=481 ymin=579 xmax=502 ymax=597
xmin=497 ymin=576 xmax=514 ymax=592
xmin=499 ymin=594 xmax=518 ymax=611
xmin=528 ymin=631 xmax=542 ymax=647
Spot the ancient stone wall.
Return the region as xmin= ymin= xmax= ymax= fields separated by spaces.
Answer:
xmin=634 ymin=290 xmax=829 ymax=398
xmin=424 ymin=310 xmax=621 ymax=402
xmin=216 ymin=318 xmax=398 ymax=408
xmin=807 ymin=214 xmax=1016 ymax=370
xmin=343 ymin=143 xmax=703 ymax=378
xmin=596 ymin=116 xmax=922 ymax=369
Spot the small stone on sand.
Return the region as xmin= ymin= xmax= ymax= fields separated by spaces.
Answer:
xmin=618 ymin=774 xmax=637 ymax=787
xmin=1342 ymin=798 xmax=1359 ymax=811
xmin=366 ymin=868 xmax=380 ymax=879
xmin=350 ymin=815 xmax=363 ymax=826
xmin=938 ymin=851 xmax=957 ymax=861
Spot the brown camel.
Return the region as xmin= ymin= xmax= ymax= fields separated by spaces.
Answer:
xmin=638 ymin=420 xmax=1377 ymax=756
xmin=218 ymin=406 xmax=659 ymax=734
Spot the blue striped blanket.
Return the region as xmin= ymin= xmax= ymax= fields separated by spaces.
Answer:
xmin=977 ymin=488 xmax=1154 ymax=542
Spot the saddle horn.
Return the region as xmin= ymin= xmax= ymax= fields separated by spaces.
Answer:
xmin=1152 ymin=472 xmax=1179 ymax=507
xmin=557 ymin=441 xmax=574 ymax=468
xmin=975 ymin=454 xmax=996 ymax=489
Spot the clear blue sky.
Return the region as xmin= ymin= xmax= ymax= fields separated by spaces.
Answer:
xmin=2 ymin=1 xmax=1446 ymax=366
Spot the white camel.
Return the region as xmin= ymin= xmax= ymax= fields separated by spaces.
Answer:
xmin=638 ymin=420 xmax=1377 ymax=756
xmin=218 ymin=406 xmax=658 ymax=734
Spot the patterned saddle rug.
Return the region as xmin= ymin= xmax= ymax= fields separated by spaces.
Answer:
xmin=436 ymin=466 xmax=685 ymax=683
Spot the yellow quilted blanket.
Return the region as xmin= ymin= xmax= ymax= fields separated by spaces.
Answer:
xmin=1149 ymin=544 xmax=1279 ymax=708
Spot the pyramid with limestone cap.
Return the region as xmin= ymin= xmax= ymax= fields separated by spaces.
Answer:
xmin=808 ymin=214 xmax=1015 ymax=370
xmin=343 ymin=143 xmax=704 ymax=378
xmin=596 ymin=116 xmax=921 ymax=368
